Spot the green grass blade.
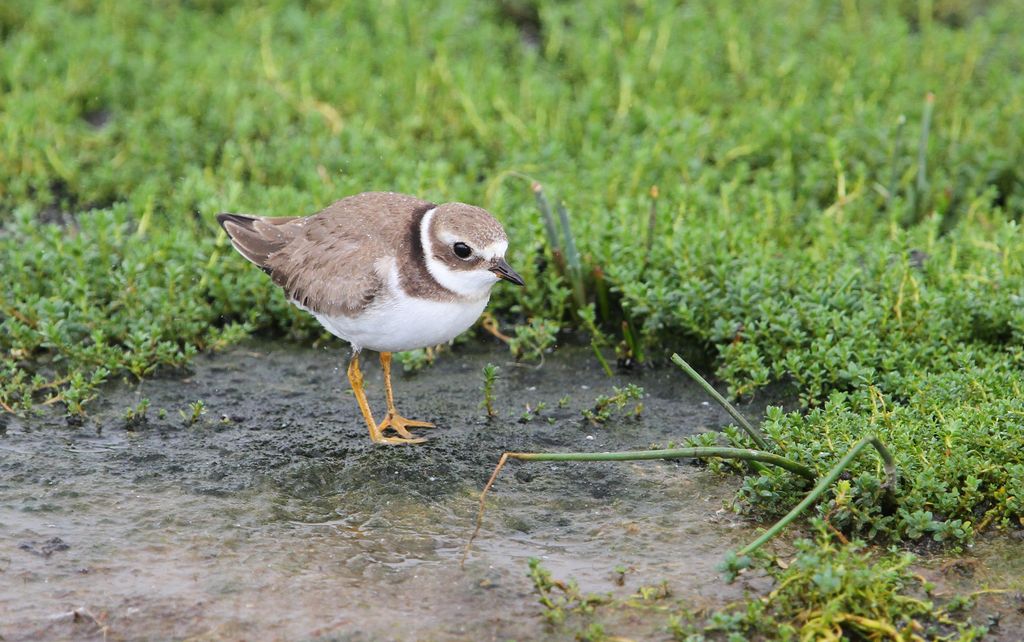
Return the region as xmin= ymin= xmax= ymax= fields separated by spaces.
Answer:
xmin=509 ymin=447 xmax=815 ymax=479
xmin=670 ymin=354 xmax=771 ymax=451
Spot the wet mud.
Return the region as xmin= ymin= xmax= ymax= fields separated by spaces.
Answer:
xmin=1 ymin=341 xmax=1019 ymax=640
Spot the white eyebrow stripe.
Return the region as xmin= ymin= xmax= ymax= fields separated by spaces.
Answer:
xmin=478 ymin=240 xmax=508 ymax=260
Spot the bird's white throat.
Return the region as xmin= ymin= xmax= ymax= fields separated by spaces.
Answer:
xmin=420 ymin=207 xmax=504 ymax=298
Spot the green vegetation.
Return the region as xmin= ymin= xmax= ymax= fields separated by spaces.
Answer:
xmin=507 ymin=317 xmax=561 ymax=361
xmin=698 ymin=527 xmax=987 ymax=641
xmin=2 ymin=0 xmax=1022 ymax=634
xmin=122 ymin=396 xmax=149 ymax=430
xmin=524 ymin=522 xmax=987 ymax=641
xmin=582 ymin=383 xmax=645 ymax=425
xmin=480 ymin=362 xmax=500 ymax=418
xmin=180 ymin=399 xmax=206 ymax=426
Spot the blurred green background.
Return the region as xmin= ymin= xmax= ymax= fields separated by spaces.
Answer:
xmin=1 ymin=0 xmax=1023 ymax=550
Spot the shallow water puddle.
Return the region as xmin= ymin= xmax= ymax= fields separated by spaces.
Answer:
xmin=1 ymin=341 xmax=767 ymax=639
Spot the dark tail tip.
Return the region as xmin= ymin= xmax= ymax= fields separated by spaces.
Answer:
xmin=216 ymin=212 xmax=256 ymax=235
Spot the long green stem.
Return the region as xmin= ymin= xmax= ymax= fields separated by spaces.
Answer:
xmin=737 ymin=434 xmax=898 ymax=556
xmin=532 ymin=182 xmax=571 ymax=304
xmin=532 ymin=182 xmax=562 ymax=258
xmin=590 ymin=340 xmax=613 ymax=377
xmin=886 ymin=114 xmax=907 ymax=217
xmin=555 ymin=200 xmax=586 ymax=310
xmin=912 ymin=92 xmax=934 ymax=219
xmin=671 ymin=353 xmax=771 ymax=451
xmin=644 ymin=185 xmax=659 ymax=268
xmin=622 ymin=319 xmax=645 ymax=364
xmin=507 ymin=447 xmax=815 ymax=479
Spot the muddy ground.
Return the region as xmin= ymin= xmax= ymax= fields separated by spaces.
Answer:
xmin=1 ymin=341 xmax=1020 ymax=640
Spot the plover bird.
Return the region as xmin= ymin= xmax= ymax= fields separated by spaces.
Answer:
xmin=217 ymin=192 xmax=523 ymax=444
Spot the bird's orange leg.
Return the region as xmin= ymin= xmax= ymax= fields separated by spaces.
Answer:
xmin=347 ymin=352 xmax=423 ymax=445
xmin=376 ymin=351 xmax=434 ymax=441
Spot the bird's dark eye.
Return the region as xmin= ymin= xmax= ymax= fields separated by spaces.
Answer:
xmin=453 ymin=242 xmax=472 ymax=259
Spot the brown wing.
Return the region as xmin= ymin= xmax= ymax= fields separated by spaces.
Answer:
xmin=218 ymin=192 xmax=435 ymax=317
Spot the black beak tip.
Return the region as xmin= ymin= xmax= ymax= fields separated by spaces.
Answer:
xmin=491 ymin=259 xmax=525 ymax=287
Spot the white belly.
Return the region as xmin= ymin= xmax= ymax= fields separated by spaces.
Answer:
xmin=307 ymin=293 xmax=490 ymax=353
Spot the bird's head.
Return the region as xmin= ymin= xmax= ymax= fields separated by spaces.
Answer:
xmin=421 ymin=202 xmax=524 ymax=297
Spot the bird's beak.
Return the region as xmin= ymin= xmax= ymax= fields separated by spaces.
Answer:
xmin=489 ymin=258 xmax=525 ymax=286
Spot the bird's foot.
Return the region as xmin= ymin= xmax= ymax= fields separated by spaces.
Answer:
xmin=377 ymin=412 xmax=435 ymax=441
